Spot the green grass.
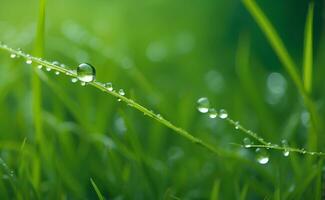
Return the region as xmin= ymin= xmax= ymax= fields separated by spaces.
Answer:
xmin=0 ymin=0 xmax=324 ymax=199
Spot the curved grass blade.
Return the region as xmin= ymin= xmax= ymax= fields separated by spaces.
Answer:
xmin=90 ymin=178 xmax=105 ymax=200
xmin=303 ymin=2 xmax=314 ymax=94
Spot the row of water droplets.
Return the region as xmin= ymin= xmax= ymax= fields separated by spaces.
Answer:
xmin=196 ymin=97 xmax=296 ymax=165
xmin=0 ymin=42 xmax=129 ymax=98
xmin=1 ymin=42 xmax=169 ymax=121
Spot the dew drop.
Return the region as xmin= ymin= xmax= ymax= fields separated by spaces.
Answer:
xmin=118 ymin=89 xmax=125 ymax=96
xmin=10 ymin=53 xmax=16 ymax=58
xmin=235 ymin=121 xmax=240 ymax=129
xmin=283 ymin=150 xmax=290 ymax=157
xmin=281 ymin=139 xmax=290 ymax=157
xmin=197 ymin=97 xmax=209 ymax=113
xmin=37 ymin=65 xmax=43 ymax=69
xmin=80 ymin=82 xmax=86 ymax=86
xmin=243 ymin=138 xmax=252 ymax=148
xmin=55 ymin=71 xmax=60 ymax=75
xmin=208 ymin=108 xmax=218 ymax=118
xmin=117 ymin=98 xmax=121 ymax=102
xmin=104 ymin=82 xmax=113 ymax=91
xmin=46 ymin=67 xmax=52 ymax=71
xmin=52 ymin=61 xmax=59 ymax=65
xmin=77 ymin=63 xmax=96 ymax=82
xmin=256 ymin=148 xmax=269 ymax=165
xmin=71 ymin=78 xmax=78 ymax=83
xmin=26 ymin=58 xmax=32 ymax=64
xmin=218 ymin=109 xmax=228 ymax=119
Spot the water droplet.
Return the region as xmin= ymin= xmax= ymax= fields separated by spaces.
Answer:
xmin=197 ymin=97 xmax=209 ymax=113
xmin=52 ymin=61 xmax=59 ymax=65
xmin=46 ymin=67 xmax=52 ymax=71
xmin=71 ymin=78 xmax=78 ymax=83
xmin=301 ymin=148 xmax=306 ymax=154
xmin=10 ymin=53 xmax=16 ymax=58
xmin=219 ymin=109 xmax=228 ymax=119
xmin=66 ymin=70 xmax=74 ymax=76
xmin=55 ymin=71 xmax=60 ymax=75
xmin=283 ymin=150 xmax=290 ymax=157
xmin=37 ymin=65 xmax=43 ymax=69
xmin=117 ymin=98 xmax=121 ymax=102
xmin=118 ymin=89 xmax=125 ymax=96
xmin=281 ymin=139 xmax=290 ymax=157
xmin=26 ymin=58 xmax=32 ymax=64
xmin=60 ymin=64 xmax=66 ymax=68
xmin=256 ymin=148 xmax=269 ymax=164
xmin=208 ymin=108 xmax=218 ymax=118
xmin=243 ymin=138 xmax=252 ymax=148
xmin=80 ymin=82 xmax=86 ymax=86
xmin=104 ymin=82 xmax=113 ymax=91
xmin=235 ymin=121 xmax=240 ymax=129
xmin=77 ymin=63 xmax=96 ymax=82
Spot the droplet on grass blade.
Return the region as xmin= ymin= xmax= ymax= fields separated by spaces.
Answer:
xmin=281 ymin=139 xmax=290 ymax=157
xmin=104 ymin=82 xmax=113 ymax=91
xmin=10 ymin=53 xmax=16 ymax=58
xmin=256 ymin=148 xmax=269 ymax=165
xmin=77 ymin=63 xmax=96 ymax=82
xmin=208 ymin=108 xmax=218 ymax=118
xmin=197 ymin=97 xmax=209 ymax=113
xmin=71 ymin=78 xmax=78 ymax=83
xmin=118 ymin=89 xmax=125 ymax=96
xmin=243 ymin=138 xmax=252 ymax=148
xmin=218 ymin=109 xmax=228 ymax=119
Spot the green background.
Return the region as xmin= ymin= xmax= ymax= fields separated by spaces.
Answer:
xmin=0 ymin=0 xmax=324 ymax=199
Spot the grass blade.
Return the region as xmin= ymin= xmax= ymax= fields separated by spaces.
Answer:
xmin=90 ymin=178 xmax=105 ymax=200
xmin=303 ymin=2 xmax=314 ymax=94
xmin=31 ymin=0 xmax=46 ymax=190
xmin=241 ymin=0 xmax=304 ymax=94
xmin=242 ymin=0 xmax=321 ymax=151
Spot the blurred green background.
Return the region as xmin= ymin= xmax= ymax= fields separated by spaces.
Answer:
xmin=0 ymin=0 xmax=325 ymax=199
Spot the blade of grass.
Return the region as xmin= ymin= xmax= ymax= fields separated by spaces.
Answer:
xmin=210 ymin=179 xmax=220 ymax=200
xmin=90 ymin=178 xmax=105 ymax=200
xmin=241 ymin=0 xmax=303 ymax=93
xmin=31 ymin=0 xmax=46 ymax=190
xmin=303 ymin=2 xmax=314 ymax=94
xmin=241 ymin=0 xmax=321 ymax=151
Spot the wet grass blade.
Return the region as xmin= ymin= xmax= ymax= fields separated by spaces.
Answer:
xmin=303 ymin=2 xmax=314 ymax=94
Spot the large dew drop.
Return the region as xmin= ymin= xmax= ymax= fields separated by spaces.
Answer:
xmin=77 ymin=63 xmax=96 ymax=82
xmin=256 ymin=148 xmax=269 ymax=165
xmin=197 ymin=97 xmax=209 ymax=113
